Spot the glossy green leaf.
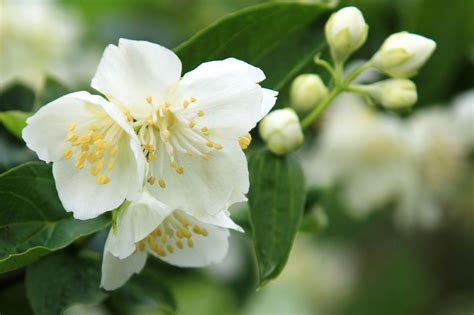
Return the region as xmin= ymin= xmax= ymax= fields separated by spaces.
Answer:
xmin=247 ymin=150 xmax=306 ymax=287
xmin=108 ymin=267 xmax=177 ymax=315
xmin=0 ymin=110 xmax=30 ymax=139
xmin=25 ymin=250 xmax=107 ymax=315
xmin=0 ymin=162 xmax=110 ymax=273
xmin=175 ymin=1 xmax=332 ymax=91
xmin=0 ymin=83 xmax=35 ymax=112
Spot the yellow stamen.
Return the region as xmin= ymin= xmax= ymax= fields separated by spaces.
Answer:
xmin=202 ymin=154 xmax=209 ymax=161
xmin=201 ymin=227 xmax=208 ymax=237
xmin=159 ymin=179 xmax=166 ymax=188
xmin=148 ymin=153 xmax=157 ymax=161
xmin=239 ymin=134 xmax=252 ymax=149
xmin=170 ymin=161 xmax=177 ymax=168
xmin=201 ymin=126 xmax=209 ymax=134
xmin=176 ymin=167 xmax=184 ymax=175
xmin=63 ymin=149 xmax=73 ymax=159
xmin=167 ymin=244 xmax=174 ymax=253
xmin=190 ymin=97 xmax=197 ymax=102
xmin=183 ymin=100 xmax=189 ymax=108
xmin=176 ymin=240 xmax=184 ymax=249
xmin=68 ymin=122 xmax=76 ymax=131
xmin=213 ymin=143 xmax=223 ymax=150
xmin=206 ymin=141 xmax=214 ymax=148
xmin=187 ymin=239 xmax=194 ymax=248
xmin=186 ymin=149 xmax=193 ymax=156
xmin=147 ymin=176 xmax=156 ymax=185
xmin=146 ymin=96 xmax=153 ymax=104
xmin=197 ymin=110 xmax=205 ymax=117
xmin=188 ymin=121 xmax=195 ymax=128
xmin=97 ymin=175 xmax=110 ymax=185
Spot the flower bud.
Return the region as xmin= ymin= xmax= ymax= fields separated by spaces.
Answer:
xmin=325 ymin=6 xmax=368 ymax=63
xmin=259 ymin=108 xmax=304 ymax=155
xmin=371 ymin=32 xmax=436 ymax=78
xmin=290 ymin=74 xmax=328 ymax=112
xmin=368 ymin=79 xmax=417 ymax=109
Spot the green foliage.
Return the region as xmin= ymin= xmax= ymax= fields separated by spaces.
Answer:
xmin=175 ymin=1 xmax=332 ymax=92
xmin=0 ymin=110 xmax=30 ymax=139
xmin=107 ymin=268 xmax=177 ymax=315
xmin=247 ymin=150 xmax=306 ymax=287
xmin=0 ymin=162 xmax=110 ymax=273
xmin=25 ymin=250 xmax=107 ymax=315
xmin=34 ymin=77 xmax=70 ymax=110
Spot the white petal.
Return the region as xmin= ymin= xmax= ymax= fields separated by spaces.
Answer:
xmin=178 ymin=58 xmax=276 ymax=138
xmin=258 ymin=88 xmax=278 ymax=121
xmin=101 ymin=232 xmax=148 ymax=291
xmin=53 ymin=135 xmax=141 ymax=220
xmin=107 ymin=191 xmax=173 ymax=259
xmin=148 ymin=140 xmax=248 ymax=216
xmin=91 ymin=39 xmax=182 ymax=113
xmin=23 ymin=91 xmax=101 ymax=162
xmin=195 ymin=211 xmax=244 ymax=233
xmin=150 ymin=214 xmax=230 ymax=267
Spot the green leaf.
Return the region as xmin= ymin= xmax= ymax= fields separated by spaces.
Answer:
xmin=0 ymin=162 xmax=110 ymax=273
xmin=0 ymin=83 xmax=35 ymax=112
xmin=0 ymin=110 xmax=30 ymax=139
xmin=34 ymin=77 xmax=70 ymax=110
xmin=175 ymin=1 xmax=332 ymax=91
xmin=108 ymin=267 xmax=177 ymax=315
xmin=247 ymin=150 xmax=306 ymax=287
xmin=25 ymin=250 xmax=107 ymax=315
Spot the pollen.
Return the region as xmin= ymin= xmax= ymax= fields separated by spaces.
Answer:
xmin=176 ymin=240 xmax=184 ymax=249
xmin=183 ymin=100 xmax=189 ymax=108
xmin=97 ymin=175 xmax=110 ymax=185
xmin=186 ymin=149 xmax=193 ymax=156
xmin=197 ymin=110 xmax=205 ymax=117
xmin=213 ymin=143 xmax=223 ymax=150
xmin=147 ymin=176 xmax=156 ymax=185
xmin=190 ymin=97 xmax=197 ymax=102
xmin=63 ymin=149 xmax=73 ymax=159
xmin=187 ymin=239 xmax=194 ymax=248
xmin=239 ymin=134 xmax=252 ymax=149
xmin=159 ymin=179 xmax=166 ymax=188
xmin=201 ymin=126 xmax=209 ymax=134
xmin=170 ymin=161 xmax=177 ymax=168
xmin=66 ymin=133 xmax=78 ymax=142
xmin=176 ymin=167 xmax=184 ymax=175
xmin=146 ymin=96 xmax=153 ymax=104
xmin=68 ymin=122 xmax=76 ymax=131
xmin=206 ymin=141 xmax=214 ymax=148
xmin=188 ymin=121 xmax=196 ymax=128
xmin=124 ymin=110 xmax=133 ymax=122
xmin=148 ymin=153 xmax=157 ymax=161
xmin=202 ymin=154 xmax=209 ymax=161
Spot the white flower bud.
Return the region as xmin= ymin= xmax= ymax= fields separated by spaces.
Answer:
xmin=371 ymin=32 xmax=436 ymax=78
xmin=290 ymin=74 xmax=328 ymax=112
xmin=368 ymin=79 xmax=417 ymax=109
xmin=325 ymin=6 xmax=368 ymax=63
xmin=259 ymin=108 xmax=304 ymax=155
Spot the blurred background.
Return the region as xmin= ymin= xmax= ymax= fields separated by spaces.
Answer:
xmin=0 ymin=0 xmax=473 ymax=315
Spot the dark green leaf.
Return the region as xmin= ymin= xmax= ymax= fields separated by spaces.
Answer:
xmin=0 ymin=83 xmax=35 ymax=112
xmin=175 ymin=1 xmax=332 ymax=91
xmin=0 ymin=282 xmax=34 ymax=315
xmin=34 ymin=77 xmax=70 ymax=110
xmin=0 ymin=162 xmax=110 ymax=273
xmin=108 ymin=267 xmax=177 ymax=315
xmin=25 ymin=250 xmax=107 ymax=315
xmin=247 ymin=150 xmax=306 ymax=287
xmin=0 ymin=110 xmax=30 ymax=139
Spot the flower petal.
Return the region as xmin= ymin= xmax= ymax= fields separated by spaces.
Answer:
xmin=23 ymin=91 xmax=101 ymax=162
xmin=178 ymin=58 xmax=277 ymax=139
xmin=53 ymin=135 xmax=141 ymax=219
xmin=195 ymin=211 xmax=244 ymax=233
xmin=150 ymin=214 xmax=230 ymax=267
xmin=148 ymin=140 xmax=248 ymax=216
xmin=107 ymin=191 xmax=173 ymax=259
xmin=91 ymin=39 xmax=182 ymax=113
xmin=101 ymin=231 xmax=148 ymax=291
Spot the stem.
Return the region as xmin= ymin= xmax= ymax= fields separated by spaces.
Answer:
xmin=314 ymin=57 xmax=337 ymax=80
xmin=301 ymin=86 xmax=342 ymax=129
xmin=300 ymin=62 xmax=373 ymax=129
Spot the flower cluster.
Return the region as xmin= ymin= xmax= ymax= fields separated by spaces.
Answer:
xmin=23 ymin=39 xmax=277 ymax=290
xmin=303 ymin=91 xmax=473 ymax=229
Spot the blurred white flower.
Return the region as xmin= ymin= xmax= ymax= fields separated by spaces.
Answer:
xmin=304 ymin=94 xmax=414 ymax=219
xmin=452 ymin=89 xmax=474 ymax=146
xmin=0 ymin=0 xmax=87 ymax=89
xmin=101 ymin=190 xmax=243 ymax=291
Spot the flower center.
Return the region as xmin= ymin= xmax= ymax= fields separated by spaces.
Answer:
xmin=132 ymin=96 xmax=224 ymax=188
xmin=136 ymin=210 xmax=209 ymax=257
xmin=63 ymin=116 xmax=122 ymax=185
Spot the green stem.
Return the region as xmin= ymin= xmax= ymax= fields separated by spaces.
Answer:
xmin=301 ymin=86 xmax=342 ymax=129
xmin=314 ymin=57 xmax=337 ymax=80
xmin=300 ymin=62 xmax=372 ymax=129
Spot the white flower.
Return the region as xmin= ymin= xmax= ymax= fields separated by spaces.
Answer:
xmin=91 ymin=39 xmax=277 ymax=217
xmin=452 ymin=89 xmax=474 ymax=146
xmin=371 ymin=32 xmax=436 ymax=78
xmin=0 ymin=0 xmax=83 ymax=89
xmin=23 ymin=91 xmax=145 ymax=219
xmin=100 ymin=190 xmax=243 ymax=291
xmin=302 ymin=94 xmax=414 ymax=219
xmin=290 ymin=74 xmax=328 ymax=112
xmin=259 ymin=108 xmax=304 ymax=155
xmin=368 ymin=79 xmax=418 ymax=109
xmin=325 ymin=6 xmax=368 ymax=63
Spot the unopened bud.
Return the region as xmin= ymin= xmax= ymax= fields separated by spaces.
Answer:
xmin=325 ymin=6 xmax=368 ymax=63
xmin=259 ymin=108 xmax=304 ymax=155
xmin=368 ymin=79 xmax=417 ymax=109
xmin=371 ymin=32 xmax=436 ymax=78
xmin=290 ymin=74 xmax=328 ymax=112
